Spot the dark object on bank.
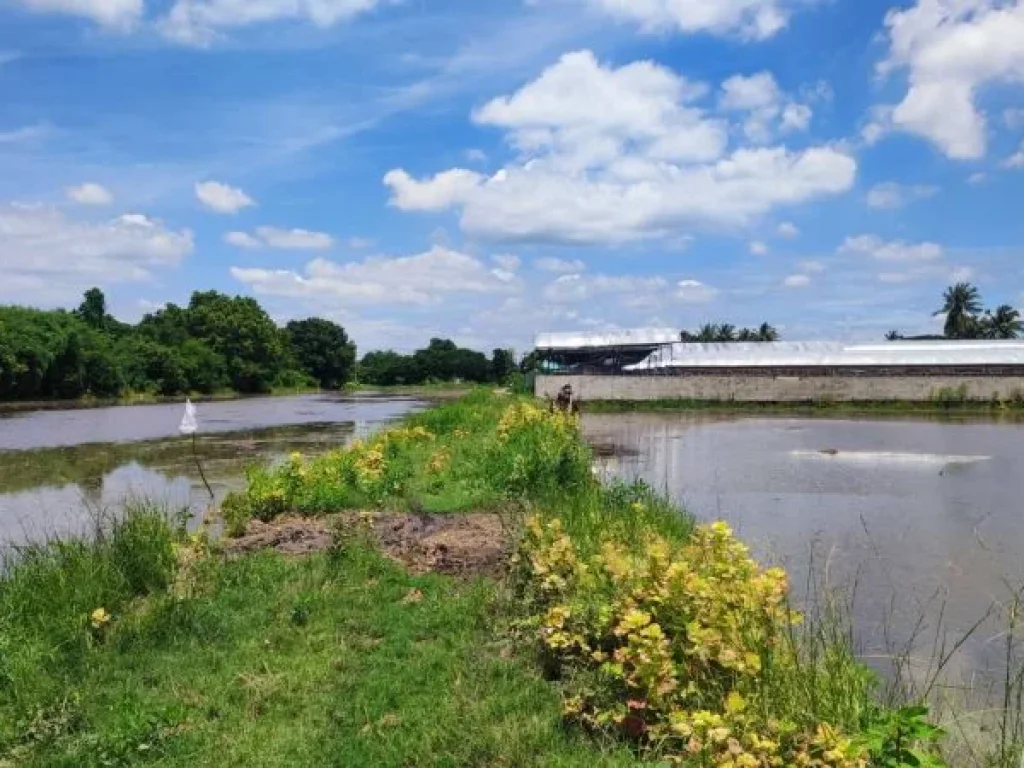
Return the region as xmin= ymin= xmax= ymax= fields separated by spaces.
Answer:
xmin=552 ymin=384 xmax=581 ymax=415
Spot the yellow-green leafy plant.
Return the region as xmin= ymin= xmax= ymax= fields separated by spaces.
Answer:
xmin=517 ymin=516 xmax=868 ymax=767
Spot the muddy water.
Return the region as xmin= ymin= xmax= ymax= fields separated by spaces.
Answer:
xmin=584 ymin=411 xmax=1024 ymax=690
xmin=0 ymin=395 xmax=421 ymax=544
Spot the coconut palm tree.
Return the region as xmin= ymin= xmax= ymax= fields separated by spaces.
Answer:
xmin=716 ymin=324 xmax=738 ymax=342
xmin=737 ymin=328 xmax=757 ymax=342
xmin=757 ymin=323 xmax=780 ymax=342
xmin=697 ymin=323 xmax=720 ymax=342
xmin=934 ymin=283 xmax=983 ymax=339
xmin=885 ymin=330 xmax=903 ymax=341
xmin=982 ymin=305 xmax=1024 ymax=339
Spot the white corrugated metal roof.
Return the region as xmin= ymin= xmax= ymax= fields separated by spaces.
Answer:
xmin=535 ymin=328 xmax=680 ymax=350
xmin=623 ymin=340 xmax=1024 ymax=370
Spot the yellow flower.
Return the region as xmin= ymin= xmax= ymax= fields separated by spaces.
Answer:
xmin=90 ymin=607 xmax=110 ymax=629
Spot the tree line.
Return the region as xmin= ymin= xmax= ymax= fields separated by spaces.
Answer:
xmin=359 ymin=341 xmax=517 ymax=387
xmin=888 ymin=283 xmax=1023 ymax=341
xmin=0 ymin=288 xmax=517 ymax=401
xmin=682 ymin=323 xmax=780 ymax=343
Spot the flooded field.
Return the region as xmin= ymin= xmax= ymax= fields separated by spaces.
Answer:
xmin=0 ymin=395 xmax=421 ymax=543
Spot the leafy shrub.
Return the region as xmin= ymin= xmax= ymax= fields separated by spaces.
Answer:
xmin=516 ymin=516 xmax=871 ymax=767
xmin=858 ymin=706 xmax=946 ymax=768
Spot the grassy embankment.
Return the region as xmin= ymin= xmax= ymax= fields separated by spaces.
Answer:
xmin=0 ymin=390 xmax=1011 ymax=766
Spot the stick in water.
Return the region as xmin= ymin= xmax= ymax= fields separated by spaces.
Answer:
xmin=180 ymin=398 xmax=214 ymax=500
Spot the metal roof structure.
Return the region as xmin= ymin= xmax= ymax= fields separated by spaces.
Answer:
xmin=535 ymin=328 xmax=680 ymax=351
xmin=624 ymin=340 xmax=1024 ymax=371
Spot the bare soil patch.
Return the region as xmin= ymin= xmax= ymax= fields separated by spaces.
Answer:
xmin=223 ymin=512 xmax=511 ymax=577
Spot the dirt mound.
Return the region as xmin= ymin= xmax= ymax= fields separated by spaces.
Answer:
xmin=225 ymin=518 xmax=334 ymax=556
xmin=223 ymin=513 xmax=510 ymax=577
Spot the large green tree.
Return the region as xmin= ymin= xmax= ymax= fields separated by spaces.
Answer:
xmin=285 ymin=318 xmax=356 ymax=389
xmin=935 ymin=282 xmax=983 ymax=339
xmin=185 ymin=291 xmax=290 ymax=393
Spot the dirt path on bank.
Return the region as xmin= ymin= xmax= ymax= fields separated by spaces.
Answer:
xmin=223 ymin=513 xmax=511 ymax=577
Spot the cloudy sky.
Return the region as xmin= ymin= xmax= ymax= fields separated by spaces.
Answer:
xmin=2 ymin=0 xmax=1023 ymax=353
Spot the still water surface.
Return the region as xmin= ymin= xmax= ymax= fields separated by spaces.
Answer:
xmin=0 ymin=395 xmax=421 ymax=543
xmin=584 ymin=412 xmax=1024 ymax=687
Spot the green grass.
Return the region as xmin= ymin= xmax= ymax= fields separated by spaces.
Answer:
xmin=2 ymin=534 xmax=642 ymax=767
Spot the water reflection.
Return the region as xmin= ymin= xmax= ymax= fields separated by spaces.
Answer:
xmin=0 ymin=395 xmax=421 ymax=544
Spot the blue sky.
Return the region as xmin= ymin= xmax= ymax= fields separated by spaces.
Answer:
xmin=2 ymin=0 xmax=1024 ymax=353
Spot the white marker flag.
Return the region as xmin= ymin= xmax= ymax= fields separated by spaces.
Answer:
xmin=179 ymin=398 xmax=198 ymax=436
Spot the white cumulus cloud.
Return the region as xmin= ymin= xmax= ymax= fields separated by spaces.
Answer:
xmin=231 ymin=246 xmax=518 ymax=306
xmin=161 ymin=0 xmax=390 ymax=45
xmin=1004 ymin=140 xmax=1024 ymax=169
xmin=839 ymin=234 xmax=943 ymax=262
xmin=224 ymin=227 xmax=334 ymax=249
xmin=676 ymin=279 xmax=719 ymax=303
xmin=195 ymin=180 xmax=255 ymax=214
xmin=0 ymin=203 xmax=192 ymax=303
xmin=877 ymin=0 xmax=1024 ymax=159
xmin=749 ymin=240 xmax=769 ymax=256
xmin=10 ymin=0 xmax=141 ymax=28
xmin=384 ymin=50 xmax=856 ymax=245
xmin=719 ymin=71 xmax=813 ymax=143
xmin=535 ymin=257 xmax=586 ymax=274
xmin=783 ymin=274 xmax=811 ymax=288
xmin=777 ymin=221 xmax=799 ymax=238
xmin=65 ymin=183 xmax=113 ymax=206
xmin=564 ymin=0 xmax=792 ymax=40
xmin=384 ymin=169 xmax=484 ymax=212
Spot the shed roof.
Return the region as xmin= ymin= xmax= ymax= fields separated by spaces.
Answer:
xmin=624 ymin=340 xmax=1024 ymax=370
xmin=535 ymin=328 xmax=681 ymax=351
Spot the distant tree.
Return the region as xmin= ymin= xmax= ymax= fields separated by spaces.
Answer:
xmin=982 ymin=305 xmax=1024 ymax=340
xmin=359 ymin=351 xmax=423 ymax=386
xmin=491 ymin=348 xmax=517 ymax=384
xmin=519 ymin=350 xmax=541 ymax=373
xmin=285 ymin=318 xmax=356 ymax=389
xmin=757 ymin=323 xmax=780 ymax=342
xmin=737 ymin=328 xmax=757 ymax=342
xmin=935 ymin=283 xmax=983 ymax=339
xmin=716 ymin=324 xmax=737 ymax=342
xmin=76 ymin=288 xmax=108 ymax=331
xmin=696 ymin=323 xmax=719 ymax=342
xmin=885 ymin=330 xmax=903 ymax=341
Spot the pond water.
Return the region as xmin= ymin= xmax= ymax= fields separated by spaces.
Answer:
xmin=584 ymin=411 xmax=1024 ymax=695
xmin=0 ymin=395 xmax=421 ymax=544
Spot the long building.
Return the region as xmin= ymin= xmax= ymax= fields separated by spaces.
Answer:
xmin=533 ymin=330 xmax=1024 ymax=403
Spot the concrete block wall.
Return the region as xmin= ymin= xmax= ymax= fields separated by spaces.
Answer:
xmin=535 ymin=374 xmax=1024 ymax=403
